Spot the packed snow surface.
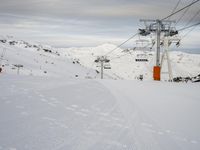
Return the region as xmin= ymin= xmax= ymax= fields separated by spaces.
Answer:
xmin=0 ymin=75 xmax=200 ymax=150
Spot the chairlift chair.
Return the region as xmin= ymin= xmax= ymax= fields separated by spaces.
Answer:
xmin=139 ymin=29 xmax=150 ymax=36
xmin=135 ymin=39 xmax=151 ymax=51
xmin=104 ymin=66 xmax=111 ymax=69
xmin=135 ymin=53 xmax=148 ymax=62
xmin=176 ymin=40 xmax=180 ymax=47
xmin=104 ymin=63 xmax=111 ymax=69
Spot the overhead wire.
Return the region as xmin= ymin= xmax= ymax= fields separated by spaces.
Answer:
xmin=162 ymin=0 xmax=200 ymax=20
xmin=184 ymin=8 xmax=200 ymax=27
xmin=103 ymin=0 xmax=200 ymax=58
xmin=168 ymin=0 xmax=182 ymax=20
xmin=90 ymin=0 xmax=200 ymax=81
xmin=97 ymin=0 xmax=200 ymax=63
xmin=178 ymin=21 xmax=200 ymax=31
xmin=165 ymin=0 xmax=200 ymax=50
xmin=175 ymin=0 xmax=194 ymax=25
xmin=108 ymin=22 xmax=200 ymax=61
xmin=103 ymin=33 xmax=138 ymax=57
xmin=181 ymin=25 xmax=199 ymax=40
xmin=109 ymin=42 xmax=153 ymax=61
xmin=178 ymin=7 xmax=200 ymax=40
xmin=172 ymin=0 xmax=182 ymax=13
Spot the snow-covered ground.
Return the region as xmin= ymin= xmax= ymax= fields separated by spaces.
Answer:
xmin=0 ymin=75 xmax=199 ymax=150
xmin=1 ymin=36 xmax=200 ymax=81
xmin=0 ymin=36 xmax=200 ymax=150
xmin=0 ymin=36 xmax=97 ymax=79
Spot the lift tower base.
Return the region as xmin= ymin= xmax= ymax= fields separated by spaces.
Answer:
xmin=153 ymin=66 xmax=161 ymax=81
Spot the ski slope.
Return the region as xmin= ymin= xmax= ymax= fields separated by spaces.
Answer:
xmin=0 ymin=75 xmax=200 ymax=150
xmin=0 ymin=36 xmax=97 ymax=78
xmin=0 ymin=36 xmax=200 ymax=150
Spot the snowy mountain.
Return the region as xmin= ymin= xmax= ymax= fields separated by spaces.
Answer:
xmin=0 ymin=36 xmax=200 ymax=150
xmin=59 ymin=43 xmax=200 ymax=81
xmin=0 ymin=35 xmax=97 ymax=78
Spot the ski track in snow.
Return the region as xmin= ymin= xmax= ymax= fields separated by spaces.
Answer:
xmin=99 ymin=80 xmax=200 ymax=150
xmin=0 ymin=76 xmax=135 ymax=150
xmin=0 ymin=75 xmax=199 ymax=150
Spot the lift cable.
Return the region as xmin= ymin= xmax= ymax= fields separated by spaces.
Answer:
xmin=101 ymin=0 xmax=199 ymax=62
xmin=178 ymin=21 xmax=200 ymax=31
xmin=176 ymin=21 xmax=200 ymax=43
xmin=162 ymin=0 xmax=200 ymax=21
xmin=183 ymin=8 xmax=200 ymax=27
xmin=177 ymin=8 xmax=200 ymax=39
xmin=109 ymin=43 xmax=152 ymax=61
xmin=168 ymin=0 xmax=182 ymax=20
xmin=103 ymin=33 xmax=138 ymax=57
xmin=103 ymin=0 xmax=199 ymax=58
xmin=181 ymin=25 xmax=199 ymax=40
xmin=175 ymin=0 xmax=195 ymax=25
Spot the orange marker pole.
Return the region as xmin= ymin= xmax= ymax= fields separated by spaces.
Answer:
xmin=153 ymin=66 xmax=161 ymax=81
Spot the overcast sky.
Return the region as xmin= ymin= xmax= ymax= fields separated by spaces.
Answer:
xmin=0 ymin=0 xmax=199 ymax=49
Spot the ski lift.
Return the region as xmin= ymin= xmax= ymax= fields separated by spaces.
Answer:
xmin=164 ymin=27 xmax=178 ymax=37
xmin=163 ymin=31 xmax=180 ymax=47
xmin=96 ymin=64 xmax=101 ymax=67
xmin=152 ymin=40 xmax=155 ymax=46
xmin=135 ymin=53 xmax=148 ymax=62
xmin=169 ymin=27 xmax=178 ymax=37
xmin=104 ymin=64 xmax=111 ymax=69
xmin=104 ymin=60 xmax=111 ymax=69
xmin=176 ymin=40 xmax=180 ymax=47
xmin=104 ymin=58 xmax=110 ymax=63
xmin=169 ymin=36 xmax=181 ymax=47
xmin=135 ymin=58 xmax=148 ymax=62
xmin=139 ymin=29 xmax=150 ymax=36
xmin=135 ymin=39 xmax=151 ymax=51
xmin=160 ymin=41 xmax=164 ymax=46
xmin=168 ymin=41 xmax=172 ymax=46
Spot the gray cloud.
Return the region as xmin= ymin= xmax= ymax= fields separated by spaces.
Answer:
xmin=0 ymin=0 xmax=199 ymax=48
xmin=0 ymin=0 xmax=179 ymax=19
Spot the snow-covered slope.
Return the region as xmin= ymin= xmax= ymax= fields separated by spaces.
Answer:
xmin=2 ymin=35 xmax=199 ymax=81
xmin=0 ymin=74 xmax=199 ymax=150
xmin=0 ymin=36 xmax=97 ymax=78
xmin=59 ymin=43 xmax=200 ymax=80
xmin=0 ymin=36 xmax=200 ymax=150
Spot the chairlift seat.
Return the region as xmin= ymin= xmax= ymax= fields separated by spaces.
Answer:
xmin=104 ymin=66 xmax=111 ymax=69
xmin=135 ymin=59 xmax=148 ymax=62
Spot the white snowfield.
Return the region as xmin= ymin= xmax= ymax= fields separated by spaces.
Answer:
xmin=0 ymin=36 xmax=97 ymax=79
xmin=0 ymin=75 xmax=200 ymax=150
xmin=0 ymin=37 xmax=200 ymax=150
